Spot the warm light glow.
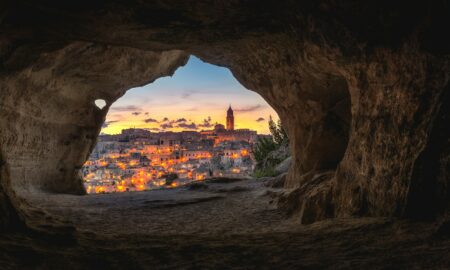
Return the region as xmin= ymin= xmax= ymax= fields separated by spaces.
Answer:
xmin=83 ymin=56 xmax=268 ymax=195
xmin=129 ymin=160 xmax=138 ymax=166
xmin=99 ymin=57 xmax=279 ymax=135
xmin=95 ymin=186 xmax=105 ymax=193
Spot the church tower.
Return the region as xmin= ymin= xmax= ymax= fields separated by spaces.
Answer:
xmin=226 ymin=105 xmax=234 ymax=131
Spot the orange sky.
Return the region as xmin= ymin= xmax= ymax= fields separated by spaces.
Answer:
xmin=101 ymin=56 xmax=279 ymax=135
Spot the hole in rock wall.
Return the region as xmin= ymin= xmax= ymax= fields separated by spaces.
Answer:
xmin=82 ymin=56 xmax=285 ymax=194
xmin=95 ymin=99 xmax=107 ymax=109
xmin=320 ymin=75 xmax=352 ymax=170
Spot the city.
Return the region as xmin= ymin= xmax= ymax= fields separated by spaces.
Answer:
xmin=82 ymin=105 xmax=271 ymax=193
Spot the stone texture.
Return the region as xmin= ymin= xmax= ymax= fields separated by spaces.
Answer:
xmin=275 ymin=157 xmax=292 ymax=175
xmin=0 ymin=42 xmax=188 ymax=229
xmin=2 ymin=181 xmax=450 ymax=269
xmin=0 ymin=0 xmax=449 ymax=231
xmin=278 ymin=171 xmax=335 ymax=224
xmin=1 ymin=43 xmax=187 ymax=196
xmin=259 ymin=143 xmax=291 ymax=174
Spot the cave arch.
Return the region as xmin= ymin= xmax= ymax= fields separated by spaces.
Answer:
xmin=0 ymin=1 xmax=449 ymax=231
xmin=83 ymin=54 xmax=283 ymax=194
xmin=0 ymin=41 xmax=357 ymax=227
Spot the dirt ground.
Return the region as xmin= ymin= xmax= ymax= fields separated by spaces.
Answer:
xmin=1 ymin=178 xmax=449 ymax=269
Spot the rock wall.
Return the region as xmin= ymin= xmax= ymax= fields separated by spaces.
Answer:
xmin=1 ymin=43 xmax=187 ymax=195
xmin=0 ymin=151 xmax=22 ymax=230
xmin=0 ymin=0 xmax=449 ymax=229
xmin=334 ymin=48 xmax=450 ymax=218
xmin=0 ymin=42 xmax=188 ymax=228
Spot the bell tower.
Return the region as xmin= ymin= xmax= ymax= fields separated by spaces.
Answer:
xmin=226 ymin=105 xmax=234 ymax=131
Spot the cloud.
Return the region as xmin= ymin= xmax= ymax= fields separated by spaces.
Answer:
xmin=138 ymin=97 xmax=152 ymax=104
xmin=110 ymin=114 xmax=126 ymax=119
xmin=181 ymin=90 xmax=222 ymax=100
xmin=175 ymin=118 xmax=187 ymax=123
xmin=181 ymin=90 xmax=203 ymax=99
xmin=235 ymin=104 xmax=263 ymax=113
xmin=157 ymin=118 xmax=191 ymax=128
xmin=110 ymin=105 xmax=142 ymax=112
xmin=181 ymin=92 xmax=193 ymax=99
xmin=144 ymin=112 xmax=149 ymax=115
xmin=198 ymin=116 xmax=213 ymax=128
xmin=185 ymin=107 xmax=198 ymax=111
xmin=148 ymin=128 xmax=160 ymax=131
xmin=102 ymin=120 xmax=118 ymax=128
xmin=132 ymin=112 xmax=141 ymax=116
xmin=144 ymin=118 xmax=158 ymax=123
xmin=177 ymin=122 xmax=198 ymax=130
xmin=160 ymin=123 xmax=173 ymax=129
xmin=256 ymin=117 xmax=265 ymax=122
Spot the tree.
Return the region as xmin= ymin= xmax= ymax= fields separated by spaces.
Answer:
xmin=253 ymin=117 xmax=290 ymax=178
xmin=268 ymin=116 xmax=288 ymax=146
xmin=253 ymin=136 xmax=277 ymax=164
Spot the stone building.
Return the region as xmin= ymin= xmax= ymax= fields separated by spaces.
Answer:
xmin=226 ymin=105 xmax=234 ymax=130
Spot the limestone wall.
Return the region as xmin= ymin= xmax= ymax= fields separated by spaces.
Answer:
xmin=0 ymin=0 xmax=448 ymax=229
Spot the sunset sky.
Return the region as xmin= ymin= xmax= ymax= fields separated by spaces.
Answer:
xmin=101 ymin=55 xmax=279 ymax=135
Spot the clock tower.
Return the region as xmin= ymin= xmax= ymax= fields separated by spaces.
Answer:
xmin=226 ymin=105 xmax=234 ymax=131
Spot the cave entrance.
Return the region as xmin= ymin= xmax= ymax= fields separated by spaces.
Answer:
xmin=82 ymin=55 xmax=284 ymax=194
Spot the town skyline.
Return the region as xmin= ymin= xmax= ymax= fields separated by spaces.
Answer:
xmin=101 ymin=108 xmax=272 ymax=135
xmin=100 ymin=56 xmax=279 ymax=135
xmin=85 ymin=107 xmax=263 ymax=193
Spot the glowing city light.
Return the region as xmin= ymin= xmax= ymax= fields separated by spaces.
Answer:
xmin=83 ymin=105 xmax=261 ymax=194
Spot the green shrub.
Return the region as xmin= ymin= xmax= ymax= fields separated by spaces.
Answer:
xmin=253 ymin=167 xmax=278 ymax=178
xmin=268 ymin=116 xmax=288 ymax=146
xmin=253 ymin=137 xmax=277 ymax=164
xmin=253 ymin=117 xmax=290 ymax=178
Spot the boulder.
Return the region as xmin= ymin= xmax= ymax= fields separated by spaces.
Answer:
xmin=278 ymin=171 xmax=335 ymax=224
xmin=275 ymin=157 xmax=292 ymax=175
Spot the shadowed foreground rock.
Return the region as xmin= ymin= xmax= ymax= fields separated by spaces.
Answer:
xmin=1 ymin=179 xmax=450 ymax=269
xmin=0 ymin=1 xmax=449 ymax=268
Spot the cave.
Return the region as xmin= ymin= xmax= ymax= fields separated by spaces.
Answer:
xmin=82 ymin=55 xmax=282 ymax=194
xmin=1 ymin=1 xmax=449 ymax=269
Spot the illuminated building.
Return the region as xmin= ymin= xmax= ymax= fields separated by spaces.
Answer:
xmin=226 ymin=105 xmax=234 ymax=131
xmin=82 ymin=109 xmax=262 ymax=194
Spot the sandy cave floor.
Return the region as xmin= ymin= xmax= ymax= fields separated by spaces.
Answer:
xmin=1 ymin=178 xmax=449 ymax=269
